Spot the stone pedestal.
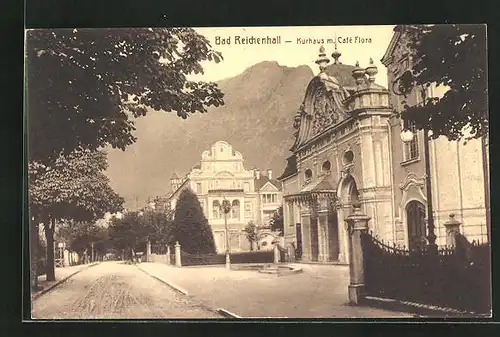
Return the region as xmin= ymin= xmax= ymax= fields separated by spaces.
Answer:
xmin=63 ymin=249 xmax=70 ymax=267
xmin=166 ymin=245 xmax=171 ymax=265
xmin=443 ymin=214 xmax=461 ymax=248
xmin=146 ymin=241 xmax=151 ymax=262
xmin=174 ymin=241 xmax=182 ymax=267
xmin=273 ymin=243 xmax=279 ymax=264
xmin=345 ymin=203 xmax=370 ymax=305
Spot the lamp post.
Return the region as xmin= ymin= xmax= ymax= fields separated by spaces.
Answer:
xmin=401 ymin=126 xmax=438 ymax=253
xmin=220 ymin=198 xmax=232 ymax=269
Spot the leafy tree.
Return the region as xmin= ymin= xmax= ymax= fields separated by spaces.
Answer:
xmin=108 ymin=212 xmax=147 ymax=260
xmin=244 ymin=221 xmax=258 ymax=251
xmin=57 ymin=220 xmax=110 ymax=262
xmin=269 ymin=206 xmax=284 ymax=234
xmin=29 ymin=149 xmax=124 ymax=281
xmin=141 ymin=210 xmax=173 ymax=245
xmin=170 ymin=189 xmax=216 ymax=254
xmin=397 ymin=24 xmax=487 ymax=141
xmin=26 ymin=28 xmax=225 ymax=165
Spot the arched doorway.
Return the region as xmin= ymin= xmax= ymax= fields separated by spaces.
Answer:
xmin=339 ymin=175 xmax=360 ymax=209
xmin=406 ymin=200 xmax=427 ymax=251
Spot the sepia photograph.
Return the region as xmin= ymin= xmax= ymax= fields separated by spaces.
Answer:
xmin=25 ymin=24 xmax=490 ymax=320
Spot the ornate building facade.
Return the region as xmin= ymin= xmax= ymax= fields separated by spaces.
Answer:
xmin=278 ymin=28 xmax=488 ymax=264
xmin=166 ymin=141 xmax=283 ymax=253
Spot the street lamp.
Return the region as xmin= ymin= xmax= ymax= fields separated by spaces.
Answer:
xmin=400 ymin=126 xmax=438 ymax=253
xmin=220 ymin=198 xmax=232 ymax=269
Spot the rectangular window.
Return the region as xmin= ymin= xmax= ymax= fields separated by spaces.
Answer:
xmin=271 ymin=194 xmax=277 ymax=203
xmin=244 ymin=201 xmax=252 ymax=217
xmin=403 ymin=121 xmax=419 ymax=161
xmin=196 ymin=183 xmax=202 ymax=194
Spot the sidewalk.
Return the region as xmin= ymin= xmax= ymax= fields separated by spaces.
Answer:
xmin=32 ymin=263 xmax=98 ymax=300
xmin=138 ymin=262 xmax=415 ymax=318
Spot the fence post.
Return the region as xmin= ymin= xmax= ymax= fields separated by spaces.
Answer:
xmin=166 ymin=245 xmax=171 ymax=265
xmin=443 ymin=214 xmax=461 ymax=248
xmin=345 ymin=202 xmax=371 ymax=305
xmin=146 ymin=240 xmax=152 ymax=262
xmin=175 ymin=241 xmax=182 ymax=267
xmin=273 ymin=242 xmax=279 ymax=264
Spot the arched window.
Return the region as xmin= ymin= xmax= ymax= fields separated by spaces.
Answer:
xmin=213 ymin=200 xmax=221 ymax=219
xmin=343 ymin=150 xmax=354 ymax=165
xmin=406 ymin=200 xmax=426 ymax=251
xmin=231 ymin=200 xmax=240 ymax=219
xmin=322 ymin=161 xmax=331 ymax=173
xmin=305 ymin=169 xmax=313 ymax=181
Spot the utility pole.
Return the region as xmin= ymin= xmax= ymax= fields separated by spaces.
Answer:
xmin=91 ymin=242 xmax=94 ymax=263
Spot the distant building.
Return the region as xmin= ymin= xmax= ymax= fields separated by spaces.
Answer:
xmin=277 ymin=34 xmax=488 ymax=265
xmin=165 ymin=141 xmax=283 ymax=253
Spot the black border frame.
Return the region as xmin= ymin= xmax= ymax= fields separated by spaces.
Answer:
xmin=7 ymin=0 xmax=499 ymax=335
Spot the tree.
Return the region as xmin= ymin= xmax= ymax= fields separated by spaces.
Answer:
xmin=57 ymin=220 xmax=110 ymax=262
xmin=26 ymin=28 xmax=225 ymax=165
xmin=108 ymin=212 xmax=148 ymax=260
xmin=397 ymin=24 xmax=487 ymax=141
xmin=141 ymin=210 xmax=173 ymax=245
xmin=29 ymin=149 xmax=124 ymax=281
xmin=244 ymin=221 xmax=258 ymax=251
xmin=269 ymin=206 xmax=284 ymax=234
xmin=170 ymin=189 xmax=216 ymax=254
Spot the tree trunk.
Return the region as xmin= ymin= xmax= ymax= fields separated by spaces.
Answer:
xmin=45 ymin=219 xmax=56 ymax=282
xmin=29 ymin=217 xmax=41 ymax=290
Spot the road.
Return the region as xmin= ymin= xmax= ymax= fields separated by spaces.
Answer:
xmin=31 ymin=261 xmax=222 ymax=319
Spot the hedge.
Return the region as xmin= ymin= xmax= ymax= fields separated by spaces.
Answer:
xmin=172 ymin=250 xmax=274 ymax=266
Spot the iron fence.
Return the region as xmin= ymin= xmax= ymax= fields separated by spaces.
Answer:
xmin=362 ymin=231 xmax=491 ymax=314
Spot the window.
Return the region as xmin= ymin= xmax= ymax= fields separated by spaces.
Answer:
xmin=343 ymin=151 xmax=354 ymax=165
xmin=244 ymin=201 xmax=252 ymax=217
xmin=403 ymin=121 xmax=419 ymax=161
xmin=243 ymin=182 xmax=250 ymax=192
xmin=196 ymin=183 xmax=202 ymax=194
xmin=213 ymin=200 xmax=220 ymax=219
xmin=322 ymin=161 xmax=331 ymax=173
xmin=305 ymin=169 xmax=313 ymax=181
xmin=231 ymin=200 xmax=240 ymax=219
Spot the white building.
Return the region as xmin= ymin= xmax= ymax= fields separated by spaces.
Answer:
xmin=167 ymin=141 xmax=283 ymax=253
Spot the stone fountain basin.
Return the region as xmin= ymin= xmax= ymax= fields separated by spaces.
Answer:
xmin=231 ymin=263 xmax=303 ymax=276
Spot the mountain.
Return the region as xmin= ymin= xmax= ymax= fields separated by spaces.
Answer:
xmin=105 ymin=61 xmax=314 ymax=209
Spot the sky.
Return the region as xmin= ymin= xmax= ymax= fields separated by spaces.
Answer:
xmin=189 ymin=25 xmax=396 ymax=85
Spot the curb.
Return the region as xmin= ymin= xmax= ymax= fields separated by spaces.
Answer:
xmin=363 ymin=296 xmax=489 ymax=317
xmin=32 ymin=262 xmax=100 ymax=300
xmin=217 ymin=308 xmax=242 ymax=318
xmin=136 ymin=266 xmax=189 ymax=296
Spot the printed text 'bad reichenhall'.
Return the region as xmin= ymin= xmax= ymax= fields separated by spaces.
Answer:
xmin=214 ymin=36 xmax=373 ymax=45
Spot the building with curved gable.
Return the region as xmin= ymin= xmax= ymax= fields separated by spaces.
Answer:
xmin=278 ymin=29 xmax=488 ymax=265
xmin=166 ymin=141 xmax=283 ymax=253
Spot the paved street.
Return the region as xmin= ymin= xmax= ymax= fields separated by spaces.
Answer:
xmin=31 ymin=261 xmax=222 ymax=319
xmin=138 ymin=262 xmax=415 ymax=318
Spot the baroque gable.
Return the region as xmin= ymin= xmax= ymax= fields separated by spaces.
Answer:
xmin=381 ymin=26 xmax=416 ymax=97
xmin=292 ymin=76 xmax=350 ymax=150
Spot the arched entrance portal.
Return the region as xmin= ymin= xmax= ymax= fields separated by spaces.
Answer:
xmin=339 ymin=175 xmax=360 ymax=208
xmin=406 ymin=200 xmax=427 ymax=251
xmin=335 ymin=174 xmax=361 ymax=264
